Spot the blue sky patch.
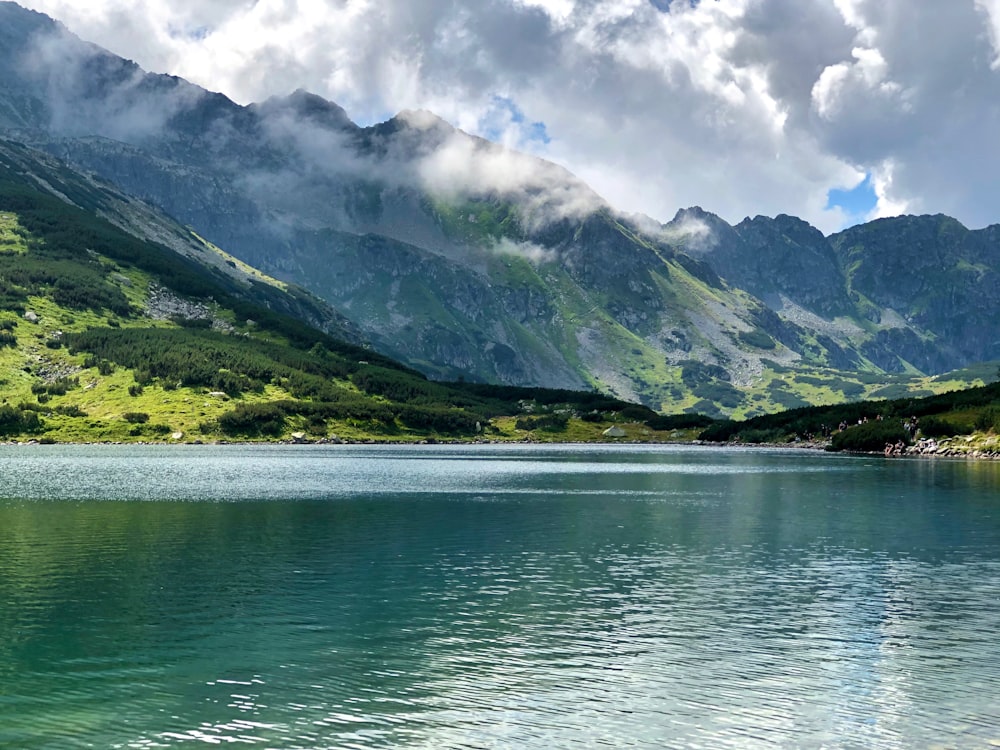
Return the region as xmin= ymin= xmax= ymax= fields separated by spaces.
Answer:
xmin=168 ymin=24 xmax=212 ymax=41
xmin=483 ymin=96 xmax=551 ymax=145
xmin=827 ymin=173 xmax=877 ymax=222
xmin=650 ymin=0 xmax=704 ymax=10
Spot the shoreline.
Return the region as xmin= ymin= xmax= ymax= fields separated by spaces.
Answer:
xmin=2 ymin=436 xmax=998 ymax=460
xmin=720 ymin=437 xmax=1000 ymax=461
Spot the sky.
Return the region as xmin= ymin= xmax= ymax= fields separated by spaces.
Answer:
xmin=16 ymin=0 xmax=1000 ymax=234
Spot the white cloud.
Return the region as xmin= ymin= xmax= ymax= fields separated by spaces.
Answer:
xmin=812 ymin=47 xmax=905 ymax=120
xmin=867 ymin=160 xmax=909 ymax=221
xmin=405 ymin=114 xmax=605 ymax=227
xmin=491 ymin=237 xmax=558 ymax=264
xmin=15 ymin=0 xmax=1000 ymax=232
xmin=653 ymin=212 xmax=716 ymax=249
xmin=975 ymin=0 xmax=1000 ymax=68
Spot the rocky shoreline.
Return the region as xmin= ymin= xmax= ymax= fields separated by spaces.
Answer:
xmin=868 ymin=435 xmax=1000 ymax=460
xmin=709 ymin=435 xmax=1000 ymax=461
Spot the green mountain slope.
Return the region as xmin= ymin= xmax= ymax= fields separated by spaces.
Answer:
xmin=0 ymin=148 xmax=661 ymax=443
xmin=700 ymin=370 xmax=1000 ymax=458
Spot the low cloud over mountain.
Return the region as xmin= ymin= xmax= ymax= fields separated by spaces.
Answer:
xmin=16 ymin=0 xmax=1000 ymax=233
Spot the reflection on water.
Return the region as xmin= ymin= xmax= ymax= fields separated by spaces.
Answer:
xmin=0 ymin=445 xmax=999 ymax=748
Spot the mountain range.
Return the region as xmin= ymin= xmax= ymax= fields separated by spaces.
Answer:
xmin=1 ymin=0 xmax=998 ymax=418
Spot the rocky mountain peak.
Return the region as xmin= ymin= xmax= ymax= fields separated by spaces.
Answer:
xmin=253 ymin=89 xmax=356 ymax=132
xmin=393 ymin=108 xmax=453 ymax=131
xmin=670 ymin=205 xmax=713 ymax=223
xmin=0 ymin=1 xmax=59 ymax=43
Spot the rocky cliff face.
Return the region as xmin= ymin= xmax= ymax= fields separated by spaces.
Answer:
xmin=1 ymin=0 xmax=998 ymax=417
xmin=830 ymin=215 xmax=1000 ymax=370
xmin=671 ymin=208 xmax=853 ymax=318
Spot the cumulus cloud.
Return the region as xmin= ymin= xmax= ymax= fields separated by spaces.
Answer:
xmin=812 ymin=47 xmax=905 ymax=120
xmin=15 ymin=0 xmax=1000 ymax=232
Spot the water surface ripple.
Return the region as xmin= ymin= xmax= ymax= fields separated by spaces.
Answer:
xmin=1 ymin=444 xmax=999 ymax=748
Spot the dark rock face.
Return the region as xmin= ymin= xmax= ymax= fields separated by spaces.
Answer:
xmin=669 ymin=208 xmax=853 ymax=317
xmin=558 ymin=214 xmax=665 ymax=333
xmin=663 ymin=204 xmax=1000 ymax=377
xmin=733 ymin=214 xmax=853 ymax=317
xmin=831 ymin=215 xmax=1000 ymax=368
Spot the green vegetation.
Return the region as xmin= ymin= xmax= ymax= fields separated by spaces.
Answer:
xmin=829 ymin=421 xmax=908 ymax=452
xmin=47 ymin=314 xmax=661 ymax=442
xmin=700 ymin=379 xmax=1000 ymax=453
xmin=0 ymin=171 xmax=691 ymax=444
xmin=0 ymin=404 xmax=42 ymax=436
xmin=737 ymin=329 xmax=776 ymax=350
xmin=645 ymin=413 xmax=715 ymax=431
xmin=515 ymin=413 xmax=570 ymax=433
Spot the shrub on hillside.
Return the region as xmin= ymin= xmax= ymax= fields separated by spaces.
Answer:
xmin=831 ymin=421 xmax=908 ymax=452
xmin=975 ymin=406 xmax=1000 ymax=434
xmin=84 ymin=356 xmax=114 ymax=375
xmin=54 ymin=405 xmax=87 ymax=417
xmin=515 ymin=413 xmax=569 ymax=432
xmin=352 ymin=366 xmax=448 ymax=402
xmin=170 ymin=316 xmax=213 ymax=329
xmin=645 ymin=413 xmax=716 ymax=431
xmin=617 ymin=404 xmax=658 ymax=422
xmin=397 ymin=405 xmax=483 ymax=434
xmin=0 ymin=405 xmax=42 ymax=436
xmin=737 ymin=329 xmax=776 ymax=350
xmin=217 ymin=403 xmax=287 ymax=437
xmin=30 ymin=377 xmax=79 ymax=396
xmin=919 ymin=416 xmax=972 ymax=438
xmin=737 ymin=428 xmax=791 ymax=444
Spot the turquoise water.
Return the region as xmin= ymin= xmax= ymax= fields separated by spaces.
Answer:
xmin=0 ymin=444 xmax=999 ymax=748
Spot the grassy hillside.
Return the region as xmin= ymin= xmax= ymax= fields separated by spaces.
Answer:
xmin=0 ymin=174 xmax=679 ymax=444
xmin=699 ymin=373 xmax=1000 ymax=456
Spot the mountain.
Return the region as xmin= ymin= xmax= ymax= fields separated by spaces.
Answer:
xmin=0 ymin=1 xmax=997 ymax=419
xmin=0 ymin=136 xmax=660 ymax=442
xmin=0 ymin=136 xmax=363 ymax=343
xmin=831 ymin=215 xmax=1000 ymax=371
xmin=675 ymin=207 xmax=1000 ymax=373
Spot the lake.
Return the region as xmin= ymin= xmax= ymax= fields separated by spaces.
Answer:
xmin=1 ymin=444 xmax=998 ymax=748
